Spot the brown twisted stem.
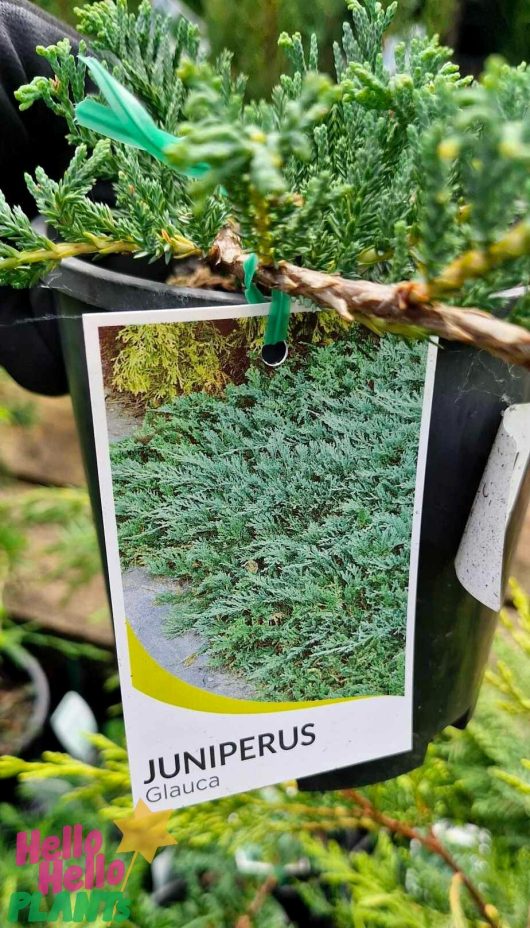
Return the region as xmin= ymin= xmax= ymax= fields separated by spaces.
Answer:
xmin=210 ymin=225 xmax=530 ymax=370
xmin=235 ymin=874 xmax=278 ymax=928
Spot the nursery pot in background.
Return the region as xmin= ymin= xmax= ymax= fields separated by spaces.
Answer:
xmin=0 ymin=643 xmax=50 ymax=761
xmin=46 ymin=258 xmax=530 ymax=789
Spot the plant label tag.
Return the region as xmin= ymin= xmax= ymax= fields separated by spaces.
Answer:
xmin=455 ymin=403 xmax=530 ymax=610
xmin=83 ymin=304 xmax=437 ymax=810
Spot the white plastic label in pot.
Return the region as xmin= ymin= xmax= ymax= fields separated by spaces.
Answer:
xmin=50 ymin=691 xmax=98 ymax=761
xmin=455 ymin=403 xmax=530 ymax=610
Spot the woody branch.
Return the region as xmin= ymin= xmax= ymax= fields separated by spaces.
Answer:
xmin=343 ymin=790 xmax=501 ymax=928
xmin=210 ymin=226 xmax=530 ymax=370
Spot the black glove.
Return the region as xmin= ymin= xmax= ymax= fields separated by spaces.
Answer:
xmin=0 ymin=0 xmax=79 ymax=395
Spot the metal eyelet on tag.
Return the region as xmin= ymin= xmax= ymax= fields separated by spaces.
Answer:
xmin=261 ymin=340 xmax=289 ymax=367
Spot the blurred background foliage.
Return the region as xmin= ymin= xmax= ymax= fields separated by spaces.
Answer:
xmin=1 ymin=581 xmax=529 ymax=926
xmin=458 ymin=0 xmax=530 ymax=62
xmin=33 ymin=0 xmax=77 ymax=18
xmin=35 ymin=0 xmax=530 ymax=96
xmin=201 ymin=0 xmax=347 ymax=99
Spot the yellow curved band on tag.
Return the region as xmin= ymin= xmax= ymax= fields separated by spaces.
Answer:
xmin=127 ymin=622 xmax=366 ymax=714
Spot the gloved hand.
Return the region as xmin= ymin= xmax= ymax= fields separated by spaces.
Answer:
xmin=0 ymin=1 xmax=79 ymax=395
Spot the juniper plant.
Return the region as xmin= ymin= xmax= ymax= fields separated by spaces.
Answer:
xmin=2 ymin=0 xmax=530 ymax=367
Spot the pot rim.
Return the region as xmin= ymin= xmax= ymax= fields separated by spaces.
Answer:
xmin=45 ymin=256 xmax=246 ymax=313
xmin=45 ymin=255 xmax=524 ymax=316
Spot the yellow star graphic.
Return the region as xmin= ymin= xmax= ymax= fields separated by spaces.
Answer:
xmin=114 ymin=800 xmax=177 ymax=863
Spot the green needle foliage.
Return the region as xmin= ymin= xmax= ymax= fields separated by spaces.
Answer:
xmin=3 ymin=0 xmax=530 ymax=326
xmin=0 ymin=586 xmax=528 ymax=926
xmin=110 ymin=329 xmax=427 ymax=701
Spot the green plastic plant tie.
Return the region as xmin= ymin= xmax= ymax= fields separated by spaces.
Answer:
xmin=75 ymin=57 xmax=208 ymax=178
xmin=243 ymin=253 xmax=268 ymax=305
xmin=265 ymin=290 xmax=291 ymax=347
xmin=77 ymin=65 xmax=291 ymax=347
xmin=243 ymin=254 xmax=291 ymax=348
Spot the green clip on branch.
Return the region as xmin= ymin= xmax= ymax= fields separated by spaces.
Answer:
xmin=75 ymin=57 xmax=208 ymax=177
xmin=76 ymin=60 xmax=291 ymax=365
xmin=244 ymin=254 xmax=291 ymax=367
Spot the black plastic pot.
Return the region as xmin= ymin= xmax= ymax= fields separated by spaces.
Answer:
xmin=305 ymin=338 xmax=530 ymax=791
xmin=47 ymin=258 xmax=530 ymax=789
